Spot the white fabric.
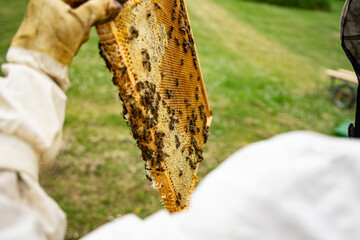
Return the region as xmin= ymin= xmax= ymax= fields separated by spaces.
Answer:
xmin=0 ymin=48 xmax=67 ymax=239
xmin=0 ymin=47 xmax=67 ymax=178
xmin=7 ymin=47 xmax=70 ymax=91
xmin=0 ymin=134 xmax=39 ymax=181
xmin=0 ymin=171 xmax=66 ymax=240
xmin=83 ymin=131 xmax=360 ymax=240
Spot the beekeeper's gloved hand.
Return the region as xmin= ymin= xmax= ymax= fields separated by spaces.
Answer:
xmin=10 ymin=0 xmax=121 ymax=91
xmin=0 ymin=1 xmax=121 ymax=239
xmin=1 ymin=0 xmax=121 ymax=178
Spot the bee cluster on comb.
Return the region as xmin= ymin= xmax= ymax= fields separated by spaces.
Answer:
xmin=95 ymin=0 xmax=212 ymax=212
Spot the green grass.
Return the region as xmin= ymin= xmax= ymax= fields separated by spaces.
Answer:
xmin=0 ymin=0 xmax=27 ymax=67
xmin=0 ymin=0 xmax=355 ymax=239
xmin=248 ymin=0 xmax=331 ymax=10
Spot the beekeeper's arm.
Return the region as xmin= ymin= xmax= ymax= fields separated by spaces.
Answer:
xmin=0 ymin=0 xmax=120 ymax=239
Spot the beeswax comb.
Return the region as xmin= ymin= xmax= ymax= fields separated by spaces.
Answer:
xmin=67 ymin=0 xmax=212 ymax=212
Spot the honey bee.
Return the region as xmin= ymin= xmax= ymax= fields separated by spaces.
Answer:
xmin=193 ymin=58 xmax=198 ymax=69
xmin=188 ymin=146 xmax=194 ymax=155
xmin=112 ymin=76 xmax=117 ymax=86
xmin=175 ymin=37 xmax=181 ymax=46
xmin=175 ymin=135 xmax=180 ymax=148
xmin=197 ymin=152 xmax=204 ymax=162
xmin=141 ymin=50 xmax=151 ymax=72
xmin=203 ymin=125 xmax=210 ymax=144
xmin=143 ymin=61 xmax=151 ymax=72
xmin=166 ymin=89 xmax=173 ymax=99
xmin=168 ymin=27 xmax=174 ymax=39
xmin=130 ymin=26 xmax=139 ymax=40
xmin=155 ymin=132 xmax=165 ymax=150
xmin=146 ymin=175 xmax=152 ymax=182
xmin=121 ymin=66 xmax=127 ymax=76
xmin=191 ymin=48 xmax=196 ymax=57
xmin=154 ymin=3 xmax=162 ymax=9
xmin=182 ymin=38 xmax=190 ymax=52
xmin=180 ymin=1 xmax=184 ymax=11
xmin=201 ymin=112 xmax=207 ymax=120
xmin=179 ymin=27 xmax=187 ymax=35
xmin=190 ymin=162 xmax=196 ymax=170
xmin=156 ymin=167 xmax=166 ymax=172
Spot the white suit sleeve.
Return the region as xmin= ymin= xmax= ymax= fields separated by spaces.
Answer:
xmin=83 ymin=131 xmax=360 ymax=240
xmin=0 ymin=47 xmax=68 ymax=179
xmin=0 ymin=47 xmax=68 ymax=240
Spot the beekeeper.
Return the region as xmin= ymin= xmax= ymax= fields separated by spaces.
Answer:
xmin=1 ymin=0 xmax=360 ymax=240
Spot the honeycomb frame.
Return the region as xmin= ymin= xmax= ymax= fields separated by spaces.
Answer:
xmin=70 ymin=0 xmax=212 ymax=212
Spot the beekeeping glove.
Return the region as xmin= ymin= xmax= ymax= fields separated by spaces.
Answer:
xmin=10 ymin=0 xmax=121 ymax=91
xmin=0 ymin=0 xmax=121 ymax=180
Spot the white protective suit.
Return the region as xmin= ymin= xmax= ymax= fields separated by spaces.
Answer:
xmin=1 ymin=47 xmax=360 ymax=239
xmin=1 ymin=0 xmax=360 ymax=239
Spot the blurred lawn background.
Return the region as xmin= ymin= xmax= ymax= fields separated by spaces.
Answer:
xmin=0 ymin=0 xmax=355 ymax=239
